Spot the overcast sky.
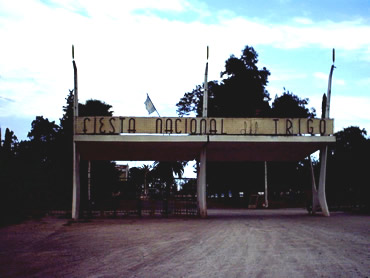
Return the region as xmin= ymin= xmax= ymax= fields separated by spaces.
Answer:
xmin=1 ymin=0 xmax=370 ymax=144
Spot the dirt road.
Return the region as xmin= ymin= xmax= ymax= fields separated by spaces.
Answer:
xmin=0 ymin=209 xmax=369 ymax=277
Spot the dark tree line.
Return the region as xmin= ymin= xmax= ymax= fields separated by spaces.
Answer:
xmin=326 ymin=127 xmax=370 ymax=209
xmin=0 ymin=91 xmax=123 ymax=224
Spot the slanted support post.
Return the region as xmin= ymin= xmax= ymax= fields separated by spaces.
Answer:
xmin=314 ymin=49 xmax=335 ymax=217
xmin=309 ymin=156 xmax=320 ymax=214
xmin=196 ymin=46 xmax=209 ymax=218
xmin=318 ymin=147 xmax=330 ymax=216
xmin=197 ymin=147 xmax=207 ymax=218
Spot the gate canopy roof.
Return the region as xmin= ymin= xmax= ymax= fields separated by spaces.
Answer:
xmin=75 ymin=134 xmax=335 ymax=161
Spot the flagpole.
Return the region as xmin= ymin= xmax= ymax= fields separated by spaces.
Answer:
xmin=202 ymin=46 xmax=209 ymax=117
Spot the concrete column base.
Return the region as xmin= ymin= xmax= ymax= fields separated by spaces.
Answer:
xmin=197 ymin=147 xmax=207 ymax=218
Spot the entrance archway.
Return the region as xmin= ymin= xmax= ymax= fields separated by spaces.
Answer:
xmin=72 ymin=116 xmax=335 ymax=219
xmin=71 ymin=52 xmax=335 ymax=220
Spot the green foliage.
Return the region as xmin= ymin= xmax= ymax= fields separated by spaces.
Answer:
xmin=79 ymin=99 xmax=113 ymax=116
xmin=151 ymin=161 xmax=185 ymax=193
xmin=28 ymin=116 xmax=59 ymax=142
xmin=59 ymin=90 xmax=74 ymax=137
xmin=0 ymin=128 xmax=22 ymax=224
xmin=126 ymin=162 xmax=186 ymax=199
xmin=2 ymin=128 xmax=18 ymax=153
xmin=326 ymin=126 xmax=369 ymax=209
xmin=176 ymin=45 xmax=271 ymax=117
xmin=1 ymin=128 xmax=18 ymax=162
xmin=126 ymin=165 xmax=151 ymax=198
xmin=27 ymin=116 xmax=59 ymax=167
xmin=271 ymin=89 xmax=316 ymax=118
xmin=0 ymin=91 xmax=121 ymax=224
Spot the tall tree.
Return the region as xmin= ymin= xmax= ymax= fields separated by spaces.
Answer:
xmin=176 ymin=45 xmax=271 ymax=117
xmin=27 ymin=116 xmax=59 ymax=162
xmin=59 ymin=90 xmax=74 ymax=137
xmin=0 ymin=128 xmax=21 ymax=224
xmin=271 ymin=88 xmax=316 ymax=118
xmin=52 ymin=90 xmax=75 ymax=209
xmin=1 ymin=128 xmax=18 ymax=161
xmin=17 ymin=116 xmax=61 ymax=212
xmin=327 ymin=126 xmax=369 ymax=209
xmin=126 ymin=165 xmax=153 ymax=197
xmin=79 ymin=99 xmax=113 ymax=116
xmin=151 ymin=161 xmax=185 ymax=196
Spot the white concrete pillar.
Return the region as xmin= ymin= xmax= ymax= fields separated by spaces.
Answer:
xmin=72 ymin=46 xmax=80 ymax=220
xmin=88 ymin=160 xmax=91 ymax=202
xmin=264 ymin=161 xmax=269 ymax=208
xmin=72 ymin=142 xmax=80 ymax=220
xmin=318 ymin=147 xmax=330 ymax=216
xmin=309 ymin=156 xmax=320 ymax=214
xmin=197 ymin=147 xmax=207 ymax=218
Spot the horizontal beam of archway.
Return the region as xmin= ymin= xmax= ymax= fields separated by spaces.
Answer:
xmin=75 ymin=134 xmax=335 ymax=161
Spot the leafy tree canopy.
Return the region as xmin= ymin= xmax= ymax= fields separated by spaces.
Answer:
xmin=334 ymin=126 xmax=367 ymax=153
xmin=59 ymin=90 xmax=74 ymax=136
xmin=176 ymin=45 xmax=271 ymax=118
xmin=79 ymin=99 xmax=113 ymax=116
xmin=152 ymin=161 xmax=185 ymax=183
xmin=326 ymin=126 xmax=370 ymax=208
xmin=28 ymin=116 xmax=59 ymax=142
xmin=2 ymin=128 xmax=18 ymax=153
xmin=271 ymin=88 xmax=316 ymax=118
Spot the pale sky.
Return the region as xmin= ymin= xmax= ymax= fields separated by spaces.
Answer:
xmin=1 ymin=0 xmax=370 ymax=144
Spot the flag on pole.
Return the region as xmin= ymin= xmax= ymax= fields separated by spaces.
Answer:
xmin=144 ymin=94 xmax=156 ymax=115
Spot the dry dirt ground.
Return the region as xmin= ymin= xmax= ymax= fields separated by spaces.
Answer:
xmin=0 ymin=208 xmax=369 ymax=278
